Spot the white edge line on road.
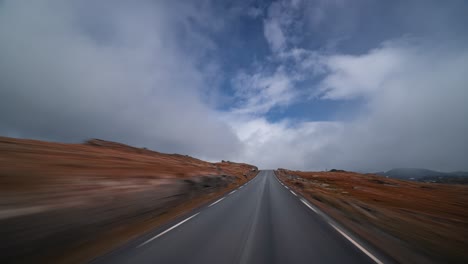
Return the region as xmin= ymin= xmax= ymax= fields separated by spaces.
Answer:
xmin=137 ymin=212 xmax=200 ymax=248
xmin=229 ymin=190 xmax=236 ymax=195
xmin=208 ymin=197 xmax=225 ymax=207
xmin=329 ymin=223 xmax=384 ymax=264
xmin=300 ymin=198 xmax=318 ymax=213
xmin=276 ymin=174 xmax=384 ymax=264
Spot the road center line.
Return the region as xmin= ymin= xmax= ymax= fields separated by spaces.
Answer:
xmin=208 ymin=197 xmax=225 ymax=207
xmin=138 ymin=213 xmax=200 ymax=248
xmin=329 ymin=223 xmax=384 ymax=264
xmin=300 ymin=198 xmax=318 ymax=213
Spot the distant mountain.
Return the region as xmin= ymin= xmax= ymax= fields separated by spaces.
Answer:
xmin=376 ymin=168 xmax=468 ymax=184
xmin=451 ymin=171 xmax=468 ymax=177
xmin=381 ymin=168 xmax=450 ymax=179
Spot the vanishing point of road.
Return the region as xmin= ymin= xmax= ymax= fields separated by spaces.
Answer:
xmin=93 ymin=170 xmax=387 ymax=264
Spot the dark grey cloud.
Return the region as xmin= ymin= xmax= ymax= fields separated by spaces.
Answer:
xmin=0 ymin=0 xmax=241 ymax=159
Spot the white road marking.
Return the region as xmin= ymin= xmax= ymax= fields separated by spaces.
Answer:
xmin=239 ymin=186 xmax=243 ymax=189
xmin=329 ymin=223 xmax=384 ymax=264
xmin=300 ymin=198 xmax=318 ymax=213
xmin=229 ymin=190 xmax=236 ymax=195
xmin=290 ymin=190 xmax=297 ymax=196
xmin=138 ymin=213 xmax=200 ymax=248
xmin=208 ymin=197 xmax=225 ymax=207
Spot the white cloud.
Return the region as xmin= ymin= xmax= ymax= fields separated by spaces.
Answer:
xmin=278 ymin=48 xmax=325 ymax=76
xmin=262 ymin=0 xmax=304 ymax=53
xmin=231 ymin=66 xmax=299 ymax=115
xmin=263 ymin=19 xmax=286 ymax=52
xmin=231 ymin=40 xmax=468 ymax=171
xmin=227 ymin=116 xmax=342 ymax=170
xmin=318 ymin=42 xmax=407 ymax=99
xmin=243 ymin=1 xmax=468 ymax=171
xmin=230 ymin=0 xmax=468 ymax=172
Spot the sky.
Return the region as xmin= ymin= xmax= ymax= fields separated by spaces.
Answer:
xmin=1 ymin=0 xmax=468 ymax=172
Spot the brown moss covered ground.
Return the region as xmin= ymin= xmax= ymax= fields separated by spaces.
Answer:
xmin=0 ymin=136 xmax=257 ymax=263
xmin=276 ymin=169 xmax=468 ymax=264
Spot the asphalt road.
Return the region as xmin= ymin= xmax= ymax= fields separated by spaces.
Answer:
xmin=93 ymin=170 xmax=384 ymax=264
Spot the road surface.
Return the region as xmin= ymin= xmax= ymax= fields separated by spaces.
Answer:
xmin=93 ymin=170 xmax=385 ymax=264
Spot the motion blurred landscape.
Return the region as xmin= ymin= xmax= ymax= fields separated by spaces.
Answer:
xmin=1 ymin=136 xmax=467 ymax=263
xmin=277 ymin=169 xmax=468 ymax=263
xmin=1 ymin=0 xmax=467 ymax=263
xmin=0 ymin=136 xmax=257 ymax=263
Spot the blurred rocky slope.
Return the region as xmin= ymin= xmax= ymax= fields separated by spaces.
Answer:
xmin=0 ymin=136 xmax=257 ymax=263
xmin=276 ymin=169 xmax=468 ymax=263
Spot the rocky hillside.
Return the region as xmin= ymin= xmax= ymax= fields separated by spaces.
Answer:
xmin=0 ymin=136 xmax=257 ymax=263
xmin=276 ymin=169 xmax=468 ymax=263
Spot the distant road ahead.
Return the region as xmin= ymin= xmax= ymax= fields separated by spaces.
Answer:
xmin=94 ymin=170 xmax=383 ymax=264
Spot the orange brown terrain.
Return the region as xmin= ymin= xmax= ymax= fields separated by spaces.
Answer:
xmin=0 ymin=136 xmax=258 ymax=264
xmin=276 ymin=169 xmax=468 ymax=264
